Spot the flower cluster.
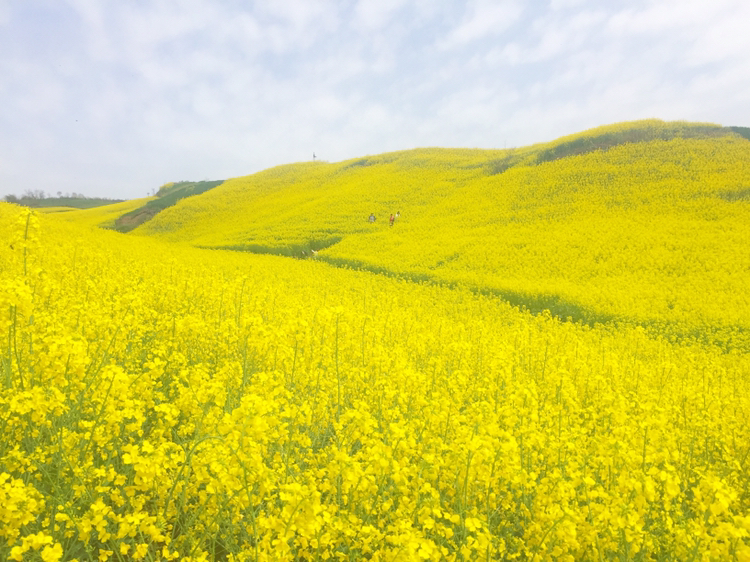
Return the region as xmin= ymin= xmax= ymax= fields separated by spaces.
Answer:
xmin=128 ymin=125 xmax=750 ymax=346
xmin=1 ymin=203 xmax=749 ymax=560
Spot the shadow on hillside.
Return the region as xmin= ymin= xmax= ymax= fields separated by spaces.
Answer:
xmin=200 ymin=243 xmax=748 ymax=352
xmin=729 ymin=126 xmax=750 ymax=141
xmin=206 ymin=240 xmax=615 ymax=326
xmin=717 ymin=188 xmax=750 ymax=202
xmin=316 ymin=255 xmax=615 ymax=325
xmin=474 ymin=124 xmax=750 ymax=178
xmin=535 ymin=124 xmax=739 ymax=165
xmin=202 ymin=236 xmax=342 ymax=258
xmin=114 ymin=180 xmax=224 ymax=233
xmin=318 ymin=256 xmax=749 ymax=353
xmin=198 ymin=242 xmax=750 ymax=353
xmin=200 ymin=235 xmax=748 ymax=353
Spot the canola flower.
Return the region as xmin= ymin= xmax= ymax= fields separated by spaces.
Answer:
xmin=132 ymin=123 xmax=750 ymax=345
xmin=1 ymin=202 xmax=749 ymax=561
xmin=55 ymin=197 xmax=157 ymax=230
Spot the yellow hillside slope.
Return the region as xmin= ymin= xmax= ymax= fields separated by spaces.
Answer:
xmin=55 ymin=196 xmax=157 ymax=229
xmin=130 ymin=120 xmax=750 ymax=337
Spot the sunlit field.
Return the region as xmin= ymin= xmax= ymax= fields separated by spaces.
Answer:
xmin=55 ymin=197 xmax=157 ymax=230
xmin=135 ymin=121 xmax=750 ymax=342
xmin=2 ymin=120 xmax=750 ymax=561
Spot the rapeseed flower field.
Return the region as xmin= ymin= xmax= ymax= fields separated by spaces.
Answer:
xmin=2 ymin=120 xmax=750 ymax=560
xmin=53 ymin=197 xmax=157 ymax=230
xmin=134 ymin=121 xmax=750 ymax=343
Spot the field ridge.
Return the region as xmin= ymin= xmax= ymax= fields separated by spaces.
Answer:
xmin=203 ymin=242 xmax=748 ymax=352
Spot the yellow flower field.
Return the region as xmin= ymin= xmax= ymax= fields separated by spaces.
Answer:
xmin=131 ymin=121 xmax=750 ymax=342
xmin=2 ymin=120 xmax=750 ymax=560
xmin=53 ymin=197 xmax=157 ymax=229
xmin=1 ymin=196 xmax=749 ymax=560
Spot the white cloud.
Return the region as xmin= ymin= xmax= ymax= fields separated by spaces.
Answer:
xmin=63 ymin=0 xmax=114 ymax=61
xmin=548 ymin=0 xmax=588 ymax=10
xmin=353 ymin=0 xmax=410 ymax=30
xmin=483 ymin=7 xmax=607 ymax=66
xmin=441 ymin=0 xmax=523 ymax=48
xmin=0 ymin=0 xmax=10 ymax=25
xmin=684 ymin=6 xmax=750 ymax=66
xmin=1 ymin=0 xmax=750 ymax=199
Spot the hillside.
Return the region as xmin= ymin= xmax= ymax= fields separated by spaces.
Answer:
xmin=2 ymin=120 xmax=750 ymax=560
xmin=53 ymin=196 xmax=158 ymax=229
xmin=127 ymin=119 xmax=750 ymax=341
xmin=113 ymin=180 xmax=224 ymax=232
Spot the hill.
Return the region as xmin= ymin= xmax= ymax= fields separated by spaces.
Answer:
xmin=2 ymin=119 xmax=750 ymax=560
xmin=51 ymin=196 xmax=158 ymax=229
xmin=112 ymin=180 xmax=224 ymax=232
xmin=127 ymin=119 xmax=750 ymax=343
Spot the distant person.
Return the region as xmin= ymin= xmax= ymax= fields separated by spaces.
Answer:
xmin=395 ymin=211 xmax=400 ymax=220
xmin=369 ymin=213 xmax=376 ymax=223
xmin=389 ymin=214 xmax=395 ymax=227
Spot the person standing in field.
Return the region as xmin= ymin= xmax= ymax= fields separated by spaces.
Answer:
xmin=369 ymin=213 xmax=376 ymax=223
xmin=389 ymin=214 xmax=395 ymax=227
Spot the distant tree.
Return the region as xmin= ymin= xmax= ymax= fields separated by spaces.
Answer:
xmin=4 ymin=194 xmax=18 ymax=203
xmin=23 ymin=189 xmax=46 ymax=200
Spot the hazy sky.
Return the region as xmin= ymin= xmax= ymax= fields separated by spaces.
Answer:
xmin=2 ymin=0 xmax=749 ymax=200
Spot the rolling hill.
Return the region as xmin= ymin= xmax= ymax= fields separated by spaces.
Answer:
xmin=124 ymin=119 xmax=750 ymax=341
xmin=2 ymin=119 xmax=750 ymax=561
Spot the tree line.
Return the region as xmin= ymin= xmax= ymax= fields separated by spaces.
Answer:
xmin=3 ymin=190 xmax=123 ymax=208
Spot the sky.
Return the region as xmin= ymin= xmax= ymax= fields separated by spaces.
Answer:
xmin=1 ymin=0 xmax=749 ymax=200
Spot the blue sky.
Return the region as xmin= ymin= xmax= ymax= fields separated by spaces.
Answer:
xmin=1 ymin=0 xmax=749 ymax=200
